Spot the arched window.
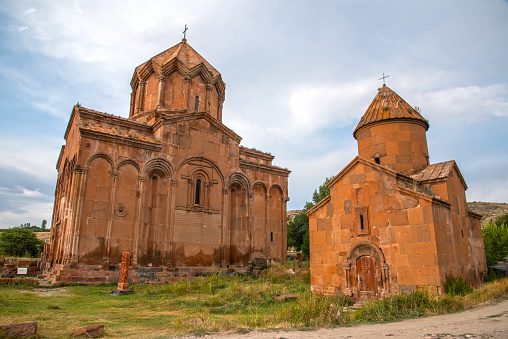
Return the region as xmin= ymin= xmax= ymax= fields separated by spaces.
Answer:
xmin=194 ymin=96 xmax=199 ymax=111
xmin=195 ymin=179 xmax=201 ymax=205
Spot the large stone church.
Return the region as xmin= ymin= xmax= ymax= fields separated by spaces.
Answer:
xmin=307 ymin=85 xmax=486 ymax=298
xmin=42 ymin=39 xmax=290 ymax=284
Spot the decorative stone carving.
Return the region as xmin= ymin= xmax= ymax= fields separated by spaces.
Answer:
xmin=114 ymin=203 xmax=128 ymax=217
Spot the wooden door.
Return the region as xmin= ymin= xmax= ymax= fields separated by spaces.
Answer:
xmin=357 ymin=256 xmax=376 ymax=297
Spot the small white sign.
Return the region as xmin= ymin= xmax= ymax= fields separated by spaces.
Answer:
xmin=17 ymin=267 xmax=28 ymax=275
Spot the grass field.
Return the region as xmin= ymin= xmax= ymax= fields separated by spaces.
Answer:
xmin=1 ymin=264 xmax=507 ymax=338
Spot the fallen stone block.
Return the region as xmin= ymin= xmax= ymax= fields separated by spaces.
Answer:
xmin=0 ymin=321 xmax=37 ymax=337
xmin=274 ymin=294 xmax=298 ymax=302
xmin=68 ymin=324 xmax=104 ymax=338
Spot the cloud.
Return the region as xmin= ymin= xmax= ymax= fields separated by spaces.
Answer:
xmin=287 ymin=79 xmax=373 ymax=133
xmin=414 ymin=84 xmax=508 ymax=122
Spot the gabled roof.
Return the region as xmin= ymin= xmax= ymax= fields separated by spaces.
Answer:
xmin=353 ymin=85 xmax=429 ymax=139
xmin=131 ymin=39 xmax=225 ymax=97
xmin=307 ymin=156 xmax=454 ymax=216
xmin=135 ymin=39 xmax=220 ymax=78
xmin=412 ymin=160 xmax=468 ymax=190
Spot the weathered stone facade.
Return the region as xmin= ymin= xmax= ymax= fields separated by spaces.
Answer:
xmin=307 ymin=85 xmax=486 ymax=298
xmin=42 ymin=39 xmax=290 ymax=284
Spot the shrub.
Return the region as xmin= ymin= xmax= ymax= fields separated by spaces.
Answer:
xmin=444 ymin=273 xmax=473 ymax=296
xmin=482 ymin=214 xmax=508 ymax=266
xmin=0 ymin=227 xmax=45 ymax=257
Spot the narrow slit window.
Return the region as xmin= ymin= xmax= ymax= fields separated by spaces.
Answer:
xmin=195 ymin=179 xmax=201 ymax=205
xmin=194 ymin=96 xmax=199 ymax=111
xmin=360 ymin=214 xmax=364 ymax=230
xmin=270 ymin=232 xmax=274 ymax=242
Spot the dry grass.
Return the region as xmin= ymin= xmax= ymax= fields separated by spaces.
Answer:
xmin=0 ymin=267 xmax=507 ymax=338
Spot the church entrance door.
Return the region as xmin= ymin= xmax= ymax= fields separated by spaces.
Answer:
xmin=357 ymin=255 xmax=376 ymax=298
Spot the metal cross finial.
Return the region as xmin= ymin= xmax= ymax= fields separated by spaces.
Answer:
xmin=379 ymin=73 xmax=389 ymax=86
xmin=183 ymin=24 xmax=188 ymax=40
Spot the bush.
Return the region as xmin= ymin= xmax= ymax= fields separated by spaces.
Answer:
xmin=444 ymin=273 xmax=473 ymax=296
xmin=482 ymin=214 xmax=508 ymax=266
xmin=0 ymin=227 xmax=45 ymax=257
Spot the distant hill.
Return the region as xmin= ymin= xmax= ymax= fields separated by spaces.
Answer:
xmin=288 ymin=210 xmax=303 ymax=221
xmin=36 ymin=232 xmax=51 ymax=244
xmin=467 ymin=201 xmax=508 ymax=225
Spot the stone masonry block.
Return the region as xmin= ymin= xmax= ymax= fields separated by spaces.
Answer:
xmin=407 ymin=208 xmax=424 ymax=225
xmin=349 ymin=173 xmax=366 ymax=185
xmin=388 ymin=209 xmax=408 ymax=226
xmin=418 ymin=224 xmax=432 ymax=242
xmin=394 ymin=226 xmax=407 ymax=243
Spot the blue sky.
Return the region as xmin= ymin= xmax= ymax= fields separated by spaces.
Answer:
xmin=0 ymin=0 xmax=507 ymax=228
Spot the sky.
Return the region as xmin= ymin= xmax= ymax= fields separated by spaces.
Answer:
xmin=0 ymin=0 xmax=507 ymax=228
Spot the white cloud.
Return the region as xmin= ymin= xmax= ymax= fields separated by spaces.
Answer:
xmin=288 ymin=79 xmax=373 ymax=133
xmin=0 ymin=202 xmax=53 ymax=228
xmin=0 ymin=137 xmax=58 ymax=184
xmin=415 ymin=84 xmax=508 ymax=121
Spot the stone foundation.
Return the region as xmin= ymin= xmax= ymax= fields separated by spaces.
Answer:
xmin=43 ymin=264 xmax=248 ymax=285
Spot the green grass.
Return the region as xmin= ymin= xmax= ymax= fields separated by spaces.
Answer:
xmin=0 ymin=265 xmax=507 ymax=338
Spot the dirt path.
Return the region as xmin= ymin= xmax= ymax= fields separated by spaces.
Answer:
xmin=201 ymin=298 xmax=508 ymax=339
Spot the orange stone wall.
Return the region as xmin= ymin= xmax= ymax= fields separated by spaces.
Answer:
xmin=308 ymin=159 xmax=485 ymax=297
xmin=356 ymin=120 xmax=429 ymax=174
xmin=429 ymin=168 xmax=487 ymax=285
xmin=45 ymin=106 xmax=289 ymax=284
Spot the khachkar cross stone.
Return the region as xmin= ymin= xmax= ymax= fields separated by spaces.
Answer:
xmin=111 ymin=252 xmax=134 ymax=295
xmin=118 ymin=252 xmax=130 ymax=290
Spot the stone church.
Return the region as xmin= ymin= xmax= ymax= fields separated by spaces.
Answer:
xmin=42 ymin=39 xmax=290 ymax=284
xmin=307 ymin=85 xmax=486 ymax=298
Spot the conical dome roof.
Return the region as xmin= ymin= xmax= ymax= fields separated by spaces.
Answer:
xmin=353 ymin=85 xmax=429 ymax=139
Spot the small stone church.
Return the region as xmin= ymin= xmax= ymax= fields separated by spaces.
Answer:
xmin=307 ymin=85 xmax=486 ymax=298
xmin=42 ymin=39 xmax=290 ymax=284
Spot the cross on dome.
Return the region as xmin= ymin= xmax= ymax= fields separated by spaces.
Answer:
xmin=378 ymin=73 xmax=389 ymax=86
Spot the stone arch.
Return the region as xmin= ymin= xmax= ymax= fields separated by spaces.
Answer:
xmin=78 ymin=154 xmax=114 ymax=265
xmin=346 ymin=241 xmax=386 ymax=265
xmin=143 ymin=158 xmax=173 ymax=178
xmin=228 ymin=171 xmax=250 ymax=266
xmin=269 ymin=184 xmax=287 ymax=200
xmin=190 ymin=168 xmax=211 ymax=207
xmin=268 ymin=185 xmax=285 ymax=260
xmin=177 ymin=156 xmax=224 ymax=184
xmin=252 ymin=181 xmax=268 ymax=191
xmin=86 ymin=153 xmax=114 ymax=169
xmin=110 ymin=159 xmax=140 ymax=265
xmin=117 ymin=159 xmax=140 ymax=173
xmin=251 ymin=182 xmax=268 ymax=258
xmin=344 ymin=241 xmax=389 ymax=299
xmin=226 ymin=171 xmax=251 ymax=192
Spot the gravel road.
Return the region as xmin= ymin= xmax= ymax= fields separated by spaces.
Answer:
xmin=200 ymin=298 xmax=508 ymax=339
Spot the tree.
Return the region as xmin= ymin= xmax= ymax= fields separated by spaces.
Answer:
xmin=482 ymin=214 xmax=508 ymax=266
xmin=312 ymin=176 xmax=333 ymax=204
xmin=287 ymin=176 xmax=332 ymax=259
xmin=0 ymin=228 xmax=45 ymax=257
xmin=287 ymin=202 xmax=314 ymax=251
xmin=301 ymin=229 xmax=310 ymax=259
xmin=41 ymin=220 xmax=47 ymax=230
